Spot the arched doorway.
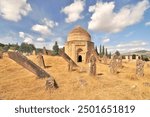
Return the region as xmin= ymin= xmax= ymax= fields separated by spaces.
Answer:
xmin=77 ymin=48 xmax=83 ymax=62
xmin=78 ymin=55 xmax=82 ymax=62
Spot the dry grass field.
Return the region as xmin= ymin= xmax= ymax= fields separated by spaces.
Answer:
xmin=0 ymin=54 xmax=150 ymax=100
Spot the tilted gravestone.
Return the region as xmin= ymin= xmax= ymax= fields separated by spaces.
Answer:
xmin=58 ymin=49 xmax=78 ymax=67
xmin=8 ymin=52 xmax=58 ymax=88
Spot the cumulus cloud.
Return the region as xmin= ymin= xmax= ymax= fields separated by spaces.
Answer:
xmin=19 ymin=31 xmax=33 ymax=44
xmin=61 ymin=0 xmax=85 ymax=23
xmin=19 ymin=32 xmax=25 ymax=38
xmin=32 ymin=24 xmax=52 ymax=35
xmin=116 ymin=41 xmax=147 ymax=48
xmin=0 ymin=0 xmax=32 ymax=22
xmin=88 ymin=0 xmax=150 ymax=33
xmin=102 ymin=38 xmax=110 ymax=43
xmin=24 ymin=37 xmax=33 ymax=44
xmin=31 ymin=18 xmax=58 ymax=36
xmin=37 ymin=37 xmax=45 ymax=42
xmin=145 ymin=21 xmax=150 ymax=26
xmin=107 ymin=40 xmax=149 ymax=53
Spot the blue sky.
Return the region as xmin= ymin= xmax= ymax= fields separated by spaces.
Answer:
xmin=0 ymin=0 xmax=150 ymax=53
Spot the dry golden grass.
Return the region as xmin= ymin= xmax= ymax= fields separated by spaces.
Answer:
xmin=0 ymin=54 xmax=150 ymax=100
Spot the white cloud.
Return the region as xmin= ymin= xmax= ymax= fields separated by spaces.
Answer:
xmin=19 ymin=32 xmax=33 ymax=44
xmin=107 ymin=40 xmax=149 ymax=53
xmin=88 ymin=0 xmax=150 ymax=33
xmin=42 ymin=18 xmax=58 ymax=28
xmin=37 ymin=37 xmax=45 ymax=42
xmin=31 ymin=18 xmax=58 ymax=36
xmin=145 ymin=21 xmax=150 ymax=26
xmin=19 ymin=32 xmax=25 ymax=38
xmin=32 ymin=24 xmax=52 ymax=35
xmin=0 ymin=0 xmax=32 ymax=22
xmin=102 ymin=38 xmax=110 ymax=43
xmin=24 ymin=37 xmax=32 ymax=44
xmin=116 ymin=41 xmax=147 ymax=48
xmin=61 ymin=0 xmax=85 ymax=23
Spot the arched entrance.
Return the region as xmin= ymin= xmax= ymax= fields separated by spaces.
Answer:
xmin=77 ymin=48 xmax=83 ymax=62
xmin=78 ymin=55 xmax=82 ymax=62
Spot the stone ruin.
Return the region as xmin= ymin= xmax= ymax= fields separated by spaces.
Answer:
xmin=89 ymin=54 xmax=96 ymax=76
xmin=8 ymin=52 xmax=58 ymax=89
xmin=109 ymin=55 xmax=118 ymax=74
xmin=37 ymin=54 xmax=46 ymax=68
xmin=102 ymin=55 xmax=108 ymax=64
xmin=136 ymin=58 xmax=145 ymax=77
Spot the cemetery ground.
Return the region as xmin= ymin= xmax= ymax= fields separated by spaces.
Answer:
xmin=0 ymin=54 xmax=150 ymax=100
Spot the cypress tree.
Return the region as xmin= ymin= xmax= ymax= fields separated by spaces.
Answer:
xmin=106 ymin=48 xmax=108 ymax=56
xmin=100 ymin=45 xmax=102 ymax=56
xmin=102 ymin=45 xmax=105 ymax=56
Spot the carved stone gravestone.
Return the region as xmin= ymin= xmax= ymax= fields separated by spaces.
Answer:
xmin=43 ymin=47 xmax=48 ymax=55
xmin=109 ymin=55 xmax=118 ymax=74
xmin=102 ymin=55 xmax=107 ymax=64
xmin=68 ymin=60 xmax=73 ymax=72
xmin=0 ymin=52 xmax=3 ymax=59
xmin=89 ymin=54 xmax=96 ymax=76
xmin=117 ymin=55 xmax=122 ymax=68
xmin=8 ymin=52 xmax=58 ymax=89
xmin=37 ymin=54 xmax=46 ymax=68
xmin=136 ymin=59 xmax=145 ymax=77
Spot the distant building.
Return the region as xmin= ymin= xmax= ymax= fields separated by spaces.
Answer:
xmin=65 ymin=26 xmax=94 ymax=63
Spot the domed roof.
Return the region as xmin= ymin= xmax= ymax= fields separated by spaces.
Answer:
xmin=67 ymin=26 xmax=91 ymax=42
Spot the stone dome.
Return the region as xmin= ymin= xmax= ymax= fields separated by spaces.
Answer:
xmin=67 ymin=26 xmax=91 ymax=42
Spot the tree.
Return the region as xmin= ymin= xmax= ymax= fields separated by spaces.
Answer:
xmin=106 ymin=48 xmax=108 ymax=56
xmin=99 ymin=45 xmax=102 ymax=56
xmin=102 ymin=45 xmax=105 ymax=56
xmin=52 ymin=41 xmax=59 ymax=55
xmin=19 ymin=43 xmax=35 ymax=53
xmin=95 ymin=46 xmax=98 ymax=55
xmin=115 ymin=50 xmax=120 ymax=56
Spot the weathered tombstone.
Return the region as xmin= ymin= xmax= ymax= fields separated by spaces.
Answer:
xmin=43 ymin=47 xmax=48 ymax=55
xmin=0 ymin=52 xmax=3 ymax=59
xmin=37 ymin=54 xmax=46 ymax=68
xmin=125 ymin=56 xmax=128 ymax=61
xmin=89 ymin=54 xmax=96 ymax=76
xmin=32 ymin=50 xmax=36 ymax=55
xmin=58 ymin=49 xmax=78 ymax=67
xmin=102 ymin=55 xmax=107 ymax=64
xmin=68 ymin=60 xmax=73 ymax=72
xmin=8 ymin=52 xmax=58 ymax=89
xmin=109 ymin=55 xmax=118 ymax=74
xmin=136 ymin=58 xmax=145 ymax=77
xmin=46 ymin=77 xmax=58 ymax=90
xmin=117 ymin=55 xmax=122 ymax=68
